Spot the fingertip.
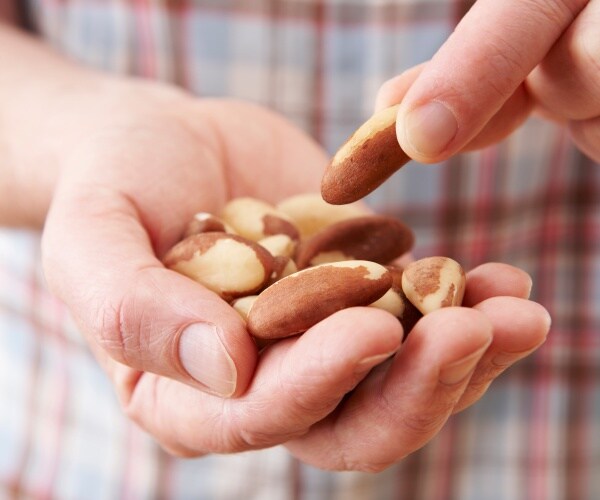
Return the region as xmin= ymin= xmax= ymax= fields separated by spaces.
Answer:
xmin=473 ymin=296 xmax=551 ymax=353
xmin=306 ymin=306 xmax=405 ymax=357
xmin=408 ymin=307 xmax=493 ymax=365
xmin=464 ymin=262 xmax=533 ymax=306
xmin=374 ymin=63 xmax=427 ymax=113
xmin=452 ymin=296 xmax=551 ymax=413
xmin=375 ymin=75 xmax=405 ymax=112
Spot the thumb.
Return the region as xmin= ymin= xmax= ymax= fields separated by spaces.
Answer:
xmin=42 ymin=184 xmax=257 ymax=398
xmin=397 ymin=0 xmax=584 ymax=163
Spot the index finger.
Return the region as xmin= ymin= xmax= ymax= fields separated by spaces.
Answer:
xmin=397 ymin=0 xmax=586 ymax=163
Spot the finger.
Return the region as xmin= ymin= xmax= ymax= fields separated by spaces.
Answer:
xmin=377 ymin=66 xmax=533 ymax=152
xmin=43 ymin=185 xmax=257 ymax=398
xmin=397 ymin=0 xmax=586 ymax=163
xmin=454 ymin=296 xmax=551 ymax=412
xmin=374 ymin=63 xmax=426 ymax=112
xmin=527 ymin=0 xmax=600 ymax=120
xmin=460 ymin=84 xmax=533 ymax=150
xmin=287 ymin=307 xmax=493 ymax=471
xmin=42 ymin=102 xmax=330 ymax=399
xmin=121 ymin=307 xmax=404 ymax=455
xmin=463 ymin=262 xmax=533 ymax=306
xmin=569 ymin=115 xmax=600 ymax=163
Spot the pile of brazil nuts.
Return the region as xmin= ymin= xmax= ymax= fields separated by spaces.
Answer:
xmin=163 ymin=193 xmax=466 ymax=341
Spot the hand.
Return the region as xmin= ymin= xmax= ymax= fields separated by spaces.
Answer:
xmin=40 ymin=81 xmax=550 ymax=470
xmin=376 ymin=0 xmax=600 ymax=163
xmin=41 ymin=84 xmax=328 ymax=399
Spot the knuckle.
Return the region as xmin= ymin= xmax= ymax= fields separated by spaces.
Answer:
xmin=573 ymin=28 xmax=600 ymax=86
xmin=466 ymin=376 xmax=495 ymax=399
xmin=93 ymin=267 xmax=165 ymax=367
xmin=226 ymin=400 xmax=309 ymax=452
xmin=93 ymin=293 xmax=133 ymax=363
xmin=235 ymin=428 xmax=285 ymax=450
xmin=400 ymin=409 xmax=449 ymax=440
xmin=232 ymin=423 xmax=307 ymax=451
xmin=342 ymin=458 xmax=395 ymax=474
xmin=394 ymin=390 xmax=456 ymax=442
xmin=278 ymin=353 xmax=354 ymax=416
xmin=454 ymin=380 xmax=494 ymax=413
xmin=480 ymin=39 xmax=528 ymax=99
xmin=535 ymin=0 xmax=584 ymax=23
xmin=287 ymin=379 xmax=343 ymax=416
xmin=373 ymin=389 xmax=454 ymax=452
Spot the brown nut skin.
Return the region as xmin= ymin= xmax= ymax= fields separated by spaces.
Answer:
xmin=258 ymin=234 xmax=298 ymax=285
xmin=247 ymin=260 xmax=392 ymax=340
xmin=163 ymin=233 xmax=274 ymax=301
xmin=321 ymin=105 xmax=411 ymax=205
xmin=269 ymin=256 xmax=298 ymax=285
xmin=294 ymin=215 xmax=414 ymax=269
xmin=401 ymin=256 xmax=466 ymax=315
xmin=182 ymin=212 xmax=233 ymax=239
xmin=385 ymin=265 xmax=422 ymax=335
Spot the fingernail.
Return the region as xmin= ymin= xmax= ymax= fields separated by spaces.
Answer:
xmin=354 ymin=351 xmax=397 ymax=376
xmin=179 ymin=323 xmax=237 ymax=397
xmin=354 ymin=351 xmax=396 ymax=376
xmin=404 ymin=101 xmax=458 ymax=157
xmin=439 ymin=344 xmax=488 ymax=385
xmin=358 ymin=352 xmax=395 ymax=369
xmin=491 ymin=351 xmax=523 ymax=368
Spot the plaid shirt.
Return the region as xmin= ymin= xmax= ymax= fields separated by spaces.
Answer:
xmin=2 ymin=1 xmax=600 ymax=499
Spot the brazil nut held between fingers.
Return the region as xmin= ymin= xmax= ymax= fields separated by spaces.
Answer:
xmin=321 ymin=105 xmax=411 ymax=204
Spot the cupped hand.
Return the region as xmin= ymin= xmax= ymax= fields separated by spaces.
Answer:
xmin=376 ymin=0 xmax=600 ymax=163
xmin=42 ymin=87 xmax=327 ymax=398
xmin=41 ymin=81 xmax=550 ymax=470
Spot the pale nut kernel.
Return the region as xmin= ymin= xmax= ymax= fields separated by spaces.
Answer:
xmin=294 ymin=215 xmax=414 ymax=269
xmin=401 ymin=257 xmax=466 ymax=315
xmin=231 ymin=296 xmax=276 ymax=354
xmin=370 ymin=266 xmax=422 ymax=335
xmin=231 ymin=295 xmax=258 ymax=322
xmin=163 ymin=233 xmax=274 ymax=301
xmin=321 ymin=105 xmax=411 ymax=205
xmin=247 ymin=260 xmax=392 ymax=340
xmin=221 ymin=197 xmax=300 ymax=242
xmin=369 ymin=288 xmax=405 ymax=317
xmin=182 ymin=212 xmax=235 ymax=239
xmin=385 ymin=265 xmax=422 ymax=334
xmin=258 ymin=234 xmax=296 ymax=258
xmin=259 ymin=234 xmax=298 ymax=285
xmin=276 ymin=193 xmax=368 ymax=238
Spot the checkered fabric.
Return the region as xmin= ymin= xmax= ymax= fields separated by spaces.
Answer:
xmin=1 ymin=1 xmax=600 ymax=499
